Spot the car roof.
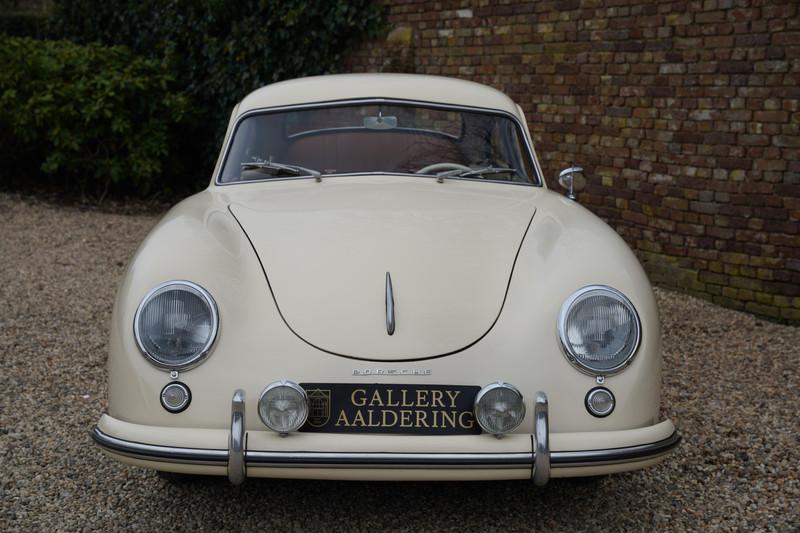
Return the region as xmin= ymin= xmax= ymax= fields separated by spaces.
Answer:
xmin=236 ymin=73 xmax=520 ymax=116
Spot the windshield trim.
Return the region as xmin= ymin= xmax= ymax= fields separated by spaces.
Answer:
xmin=213 ymin=97 xmax=544 ymax=187
xmin=217 ymin=171 xmax=537 ymax=187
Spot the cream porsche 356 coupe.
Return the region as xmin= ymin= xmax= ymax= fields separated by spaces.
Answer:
xmin=93 ymin=73 xmax=679 ymax=485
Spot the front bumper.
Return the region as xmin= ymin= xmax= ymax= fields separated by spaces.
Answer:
xmin=93 ymin=391 xmax=680 ymax=484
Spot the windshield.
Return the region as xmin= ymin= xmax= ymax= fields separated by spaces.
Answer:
xmin=218 ymin=102 xmax=537 ymax=184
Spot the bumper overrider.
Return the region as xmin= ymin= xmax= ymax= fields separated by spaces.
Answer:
xmin=92 ymin=390 xmax=680 ymax=485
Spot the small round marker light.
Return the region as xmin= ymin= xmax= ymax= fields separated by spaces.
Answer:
xmin=160 ymin=382 xmax=191 ymax=413
xmin=474 ymin=382 xmax=526 ymax=435
xmin=585 ymin=387 xmax=615 ymax=417
xmin=258 ymin=381 xmax=309 ymax=434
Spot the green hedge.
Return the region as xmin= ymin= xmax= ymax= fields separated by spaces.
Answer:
xmin=48 ymin=0 xmax=387 ymax=187
xmin=0 ymin=36 xmax=191 ymax=196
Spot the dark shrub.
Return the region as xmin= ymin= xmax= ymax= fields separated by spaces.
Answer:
xmin=49 ymin=0 xmax=387 ymax=181
xmin=0 ymin=36 xmax=191 ymax=196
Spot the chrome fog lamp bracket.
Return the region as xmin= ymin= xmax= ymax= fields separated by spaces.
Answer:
xmin=228 ymin=389 xmax=246 ymax=485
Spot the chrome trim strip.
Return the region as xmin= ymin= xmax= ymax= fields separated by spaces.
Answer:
xmin=550 ymin=432 xmax=681 ymax=467
xmin=244 ymin=451 xmax=533 ymax=468
xmin=213 ymin=97 xmax=543 ymax=187
xmin=385 ymin=272 xmax=395 ymax=335
xmin=91 ymin=427 xmax=227 ymax=464
xmin=93 ymin=427 xmax=680 ymax=472
xmin=228 ymin=390 xmax=246 ymax=485
xmin=533 ymin=391 xmax=550 ymax=486
xmin=223 ymin=171 xmax=536 ymax=188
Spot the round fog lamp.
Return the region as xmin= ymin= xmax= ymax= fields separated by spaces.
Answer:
xmin=258 ymin=381 xmax=308 ymax=434
xmin=474 ymin=382 xmax=526 ymax=435
xmin=160 ymin=382 xmax=191 ymax=413
xmin=585 ymin=387 xmax=615 ymax=417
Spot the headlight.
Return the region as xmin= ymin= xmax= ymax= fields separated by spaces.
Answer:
xmin=134 ymin=280 xmax=219 ymax=370
xmin=558 ymin=285 xmax=641 ymax=375
xmin=474 ymin=382 xmax=526 ymax=435
xmin=258 ymin=381 xmax=309 ymax=434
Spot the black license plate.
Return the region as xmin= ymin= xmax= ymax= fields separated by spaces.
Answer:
xmin=299 ymin=383 xmax=481 ymax=435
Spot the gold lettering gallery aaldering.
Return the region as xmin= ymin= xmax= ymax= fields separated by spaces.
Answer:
xmin=334 ymin=388 xmax=475 ymax=429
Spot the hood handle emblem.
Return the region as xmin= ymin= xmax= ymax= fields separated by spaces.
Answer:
xmin=385 ymin=272 xmax=395 ymax=336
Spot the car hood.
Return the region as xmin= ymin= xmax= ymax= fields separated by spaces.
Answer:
xmin=227 ymin=176 xmax=536 ymax=361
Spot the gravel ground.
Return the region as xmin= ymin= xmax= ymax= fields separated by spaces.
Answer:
xmin=1 ymin=192 xmax=798 ymax=531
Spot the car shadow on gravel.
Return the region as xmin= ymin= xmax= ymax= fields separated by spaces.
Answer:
xmin=142 ymin=472 xmax=671 ymax=530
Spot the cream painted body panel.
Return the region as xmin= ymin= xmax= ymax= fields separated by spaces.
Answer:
xmin=229 ymin=177 xmax=535 ymax=359
xmin=235 ymin=74 xmax=521 ymax=117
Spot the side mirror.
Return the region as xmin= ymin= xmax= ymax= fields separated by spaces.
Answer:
xmin=558 ymin=167 xmax=586 ymax=201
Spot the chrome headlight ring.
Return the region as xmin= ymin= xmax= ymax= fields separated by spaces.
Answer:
xmin=133 ymin=280 xmax=219 ymax=371
xmin=557 ymin=285 xmax=641 ymax=376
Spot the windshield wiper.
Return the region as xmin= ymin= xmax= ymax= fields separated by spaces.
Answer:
xmin=241 ymin=160 xmax=320 ymax=178
xmin=453 ymin=166 xmax=517 ymax=179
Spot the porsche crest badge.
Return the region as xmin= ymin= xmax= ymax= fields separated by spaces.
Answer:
xmin=306 ymin=388 xmax=331 ymax=427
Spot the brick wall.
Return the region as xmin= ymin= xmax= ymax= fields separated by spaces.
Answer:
xmin=344 ymin=0 xmax=800 ymax=322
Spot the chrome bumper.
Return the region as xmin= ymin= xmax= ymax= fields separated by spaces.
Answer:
xmin=92 ymin=391 xmax=680 ymax=485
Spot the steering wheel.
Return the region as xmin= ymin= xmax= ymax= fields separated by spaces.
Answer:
xmin=415 ymin=162 xmax=472 ymax=175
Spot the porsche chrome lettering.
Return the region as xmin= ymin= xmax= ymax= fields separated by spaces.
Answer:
xmin=352 ymin=368 xmax=432 ymax=376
